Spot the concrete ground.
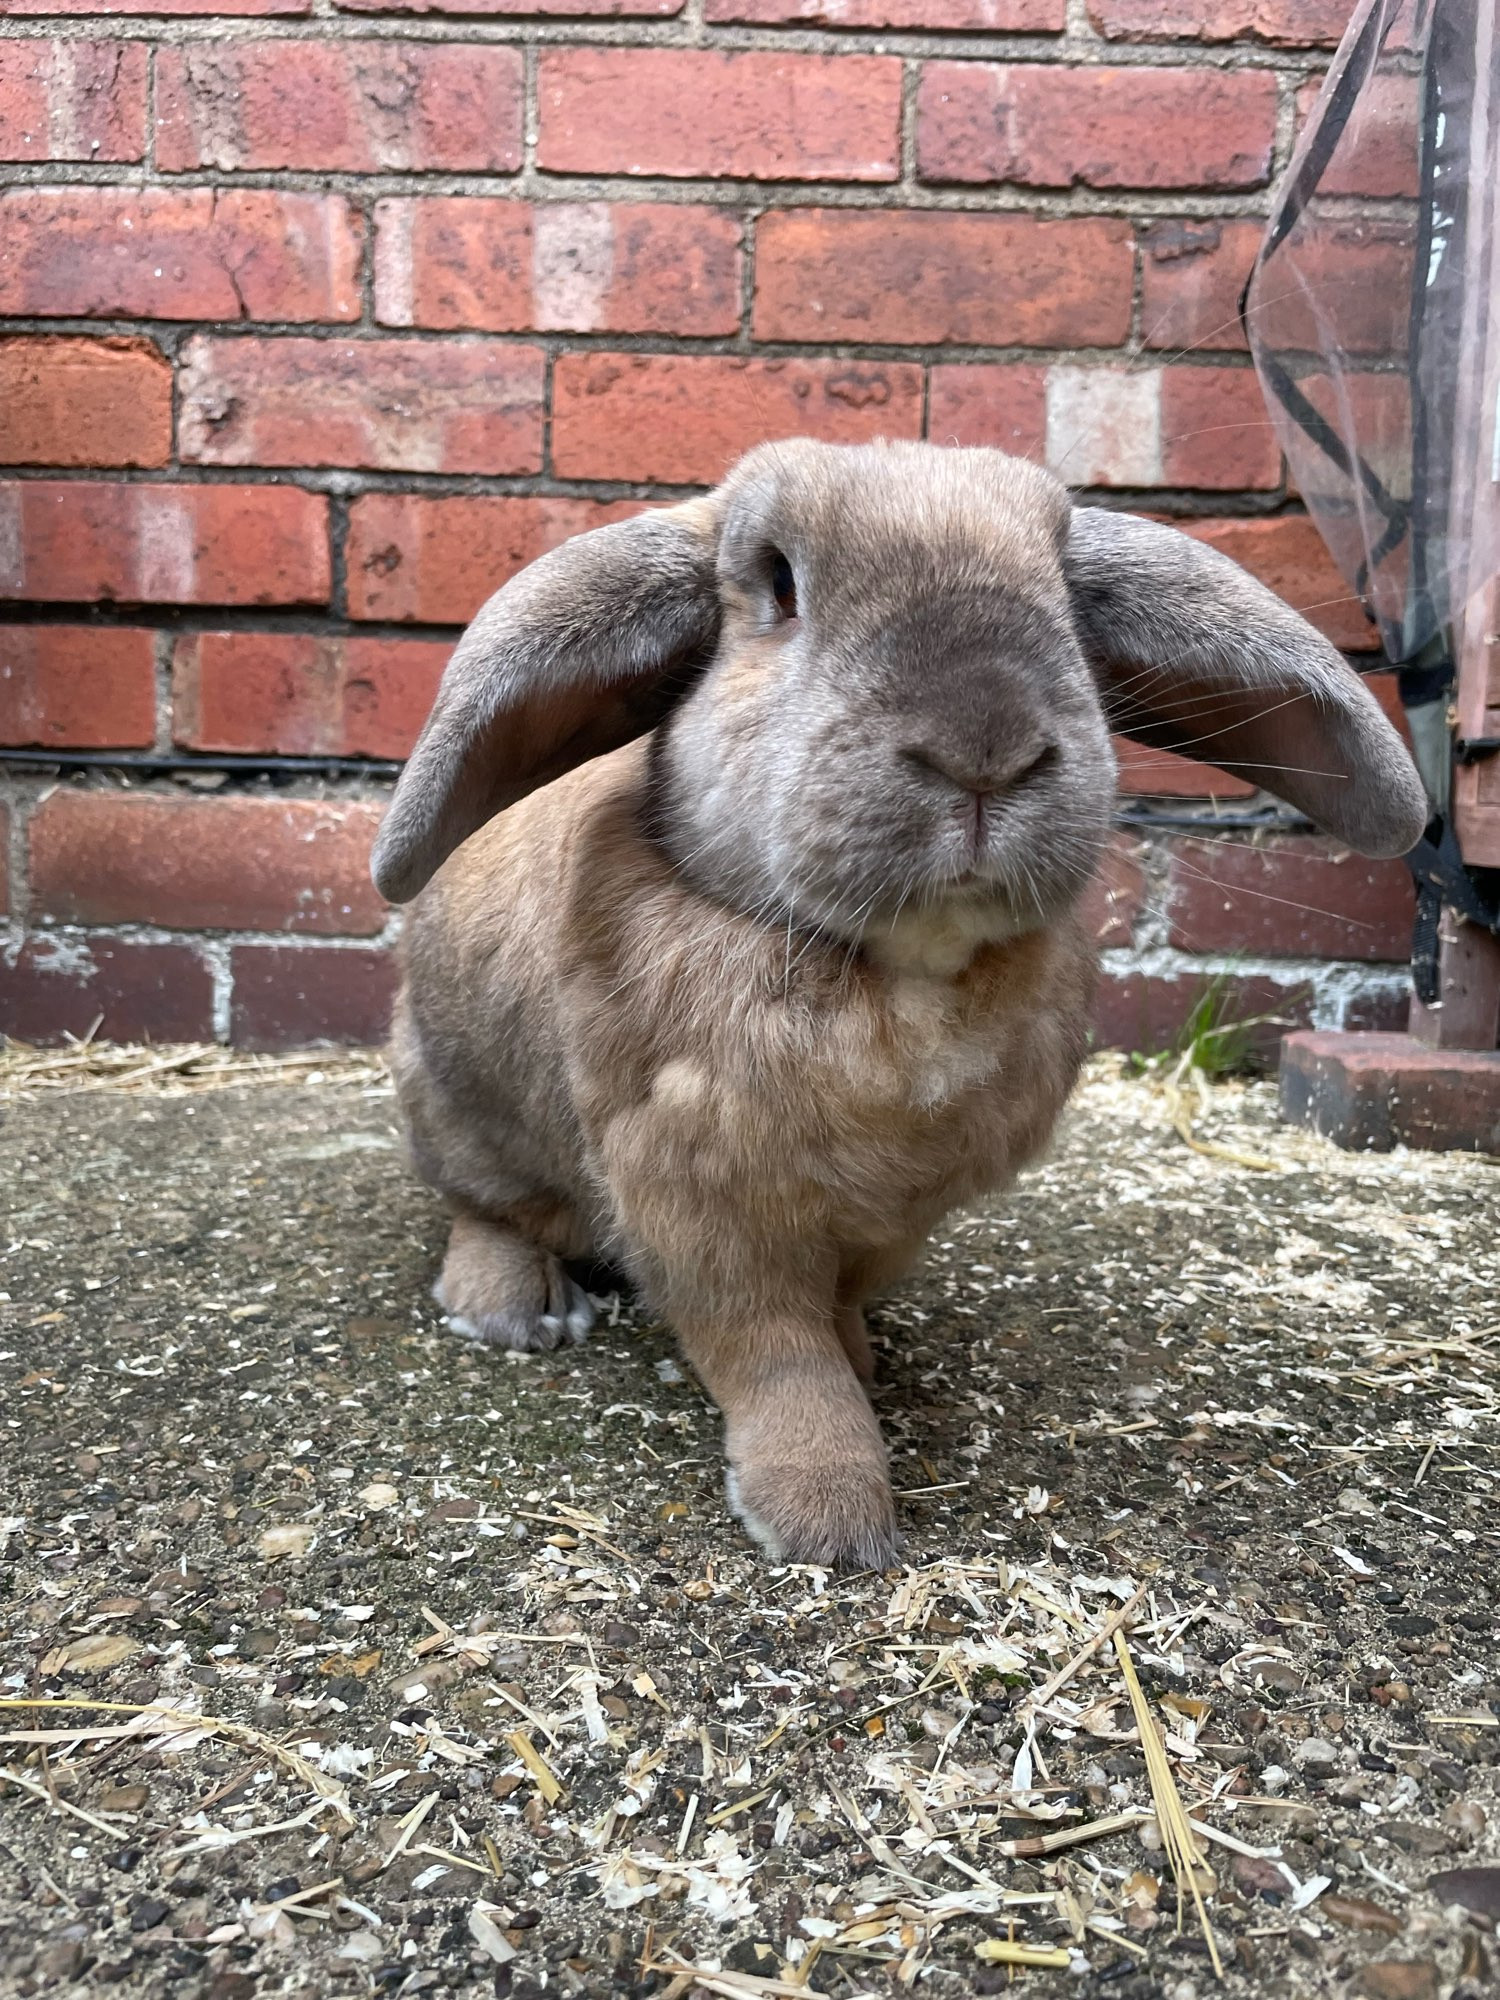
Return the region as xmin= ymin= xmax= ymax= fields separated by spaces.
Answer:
xmin=1 ymin=1051 xmax=1497 ymax=2000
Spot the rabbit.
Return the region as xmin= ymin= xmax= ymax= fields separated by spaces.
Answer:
xmin=370 ymin=438 xmax=1426 ymax=1571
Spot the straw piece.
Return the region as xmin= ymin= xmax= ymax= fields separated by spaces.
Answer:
xmin=387 ymin=1792 xmax=440 ymax=1860
xmin=648 ymin=1950 xmax=877 ymax=2000
xmin=974 ymin=1940 xmax=1072 ymax=1969
xmin=2 ymin=1763 xmax=124 ymax=1835
xmin=992 ymin=1809 xmax=1147 ymax=1859
xmin=507 ymin=1729 xmax=563 ymax=1804
xmin=1113 ymin=1631 xmax=1224 ymax=1981
xmin=1026 ymin=1583 xmax=1148 ymax=1716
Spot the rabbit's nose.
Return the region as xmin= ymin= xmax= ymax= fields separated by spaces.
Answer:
xmin=902 ymin=739 xmax=1055 ymax=799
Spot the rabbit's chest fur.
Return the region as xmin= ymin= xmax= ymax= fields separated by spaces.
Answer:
xmin=558 ymin=757 xmax=1096 ymax=1263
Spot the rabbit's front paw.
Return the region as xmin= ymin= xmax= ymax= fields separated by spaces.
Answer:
xmin=435 ymin=1218 xmax=594 ymax=1354
xmin=725 ymin=1455 xmax=899 ymax=1571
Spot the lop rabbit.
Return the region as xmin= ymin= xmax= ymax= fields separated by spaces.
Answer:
xmin=371 ymin=440 xmax=1425 ymax=1568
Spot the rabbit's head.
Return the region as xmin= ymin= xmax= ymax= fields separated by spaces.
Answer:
xmin=372 ymin=439 xmax=1427 ymax=948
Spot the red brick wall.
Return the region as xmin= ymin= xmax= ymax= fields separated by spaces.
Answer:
xmin=0 ymin=0 xmax=1417 ymax=1050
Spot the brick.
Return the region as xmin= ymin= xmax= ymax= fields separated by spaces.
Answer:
xmin=754 ymin=211 xmax=1133 ymax=347
xmin=1035 ymin=363 xmax=1278 ymax=491
xmin=927 ymin=364 xmax=1048 ymax=456
xmin=0 ymin=481 xmax=330 ymax=607
xmin=0 ymin=336 xmax=170 ymax=468
xmin=1167 ymin=835 xmax=1414 ymax=960
xmin=173 ymin=632 xmax=449 ymax=759
xmin=1281 ymin=1031 xmax=1500 ymax=1153
xmin=1294 ymin=369 xmax=1411 ymax=503
xmin=346 ymin=492 xmax=643 ymax=623
xmin=538 ymin=49 xmax=901 ymax=182
xmin=1114 ymin=738 xmax=1255 ymax=798
xmin=708 ymin=0 xmax=1062 ymax=22
xmin=1079 ymin=834 xmax=1147 ymax=949
xmin=1094 ymin=970 xmax=1314 ymax=1066
xmin=1161 ymin=367 xmax=1282 ymax=490
xmin=1294 ymin=72 xmax=1418 ymax=199
xmin=336 ymin=0 xmax=677 ymax=13
xmin=155 ymin=41 xmax=522 ymax=173
xmin=0 ymin=187 xmax=361 ymax=322
xmin=0 ymin=38 xmax=146 ymax=161
xmin=918 ymin=63 xmax=1275 ymax=191
xmin=1088 ymin=0 xmax=1351 ymax=45
xmin=375 ymin=199 xmax=742 ymax=337
xmin=1141 ymin=218 xmax=1260 ymax=356
xmin=2 ymin=0 xmax=306 ymax=14
xmin=0 ymin=627 xmax=156 ymax=748
xmin=551 ymin=353 xmax=923 ymax=485
xmin=0 ymin=936 xmax=214 ymax=1046
xmin=179 ymin=337 xmax=545 ymax=476
xmin=230 ymin=943 xmax=397 ymax=1049
xmin=1252 ymin=220 xmax=1413 ymax=359
xmin=1183 ymin=515 xmax=1378 ymax=652
xmin=1046 ymin=366 xmax=1161 ymax=488
xmin=1342 ymin=985 xmax=1410 ymax=1035
xmin=30 ymin=790 xmax=386 ymax=934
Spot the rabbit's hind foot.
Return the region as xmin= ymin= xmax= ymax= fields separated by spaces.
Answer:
xmin=434 ymin=1213 xmax=594 ymax=1354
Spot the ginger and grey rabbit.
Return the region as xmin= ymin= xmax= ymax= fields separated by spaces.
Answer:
xmin=371 ymin=439 xmax=1426 ymax=1569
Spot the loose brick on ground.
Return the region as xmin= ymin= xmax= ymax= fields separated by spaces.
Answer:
xmin=30 ymin=791 xmax=386 ymax=934
xmin=1281 ymin=1031 xmax=1500 ymax=1153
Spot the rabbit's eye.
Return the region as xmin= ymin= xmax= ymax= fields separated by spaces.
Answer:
xmin=770 ymin=552 xmax=798 ymax=621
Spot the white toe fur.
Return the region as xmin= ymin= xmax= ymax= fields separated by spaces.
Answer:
xmin=725 ymin=1467 xmax=787 ymax=1560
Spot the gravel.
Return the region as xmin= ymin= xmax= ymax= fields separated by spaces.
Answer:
xmin=1 ymin=1053 xmax=1496 ymax=1999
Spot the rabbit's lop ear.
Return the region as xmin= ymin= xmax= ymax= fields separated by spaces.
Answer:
xmin=1065 ymin=508 xmax=1428 ymax=858
xmin=371 ymin=500 xmax=722 ymax=902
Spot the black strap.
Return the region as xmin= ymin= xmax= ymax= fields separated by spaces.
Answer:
xmin=1240 ymin=0 xmax=1419 ymax=613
